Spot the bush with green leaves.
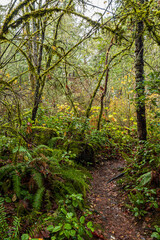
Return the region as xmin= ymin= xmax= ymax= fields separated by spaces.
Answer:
xmin=151 ymin=225 xmax=160 ymax=240
xmin=127 ymin=187 xmax=158 ymax=217
xmin=0 ymin=141 xmax=91 ymax=213
xmin=85 ymin=129 xmax=111 ymax=150
xmin=45 ymin=194 xmax=94 ymax=240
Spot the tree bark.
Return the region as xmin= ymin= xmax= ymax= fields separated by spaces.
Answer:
xmin=135 ymin=0 xmax=147 ymax=141
xmin=97 ymin=38 xmax=113 ymax=130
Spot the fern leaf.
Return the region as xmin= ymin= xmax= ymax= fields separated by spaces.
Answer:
xmin=12 ymin=173 xmax=21 ymax=198
xmin=137 ymin=171 xmax=152 ymax=187
xmin=0 ymin=164 xmax=15 ymax=180
xmin=0 ymin=198 xmax=8 ymax=236
xmin=31 ymin=170 xmax=43 ymax=188
xmin=12 ymin=146 xmax=32 ymax=161
xmin=12 ymin=216 xmax=20 ymax=238
xmin=33 ymin=187 xmax=45 ymax=210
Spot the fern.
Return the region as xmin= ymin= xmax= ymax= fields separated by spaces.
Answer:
xmin=12 ymin=146 xmax=32 ymax=161
xmin=0 ymin=198 xmax=21 ymax=239
xmin=44 ymin=190 xmax=52 ymax=210
xmin=0 ymin=164 xmax=16 ymax=180
xmin=33 ymin=144 xmax=55 ymax=154
xmin=52 ymin=180 xmax=76 ymax=198
xmin=137 ymin=171 xmax=152 ymax=187
xmin=0 ymin=198 xmax=8 ymax=237
xmin=60 ymin=168 xmax=90 ymax=196
xmin=31 ymin=169 xmax=43 ymax=188
xmin=33 ymin=187 xmax=45 ymax=210
xmin=11 ymin=216 xmax=20 ymax=239
xmin=12 ymin=173 xmax=21 ymax=198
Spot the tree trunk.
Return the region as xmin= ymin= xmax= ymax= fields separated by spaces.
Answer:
xmin=31 ymin=25 xmax=45 ymax=122
xmin=135 ymin=0 xmax=147 ymax=141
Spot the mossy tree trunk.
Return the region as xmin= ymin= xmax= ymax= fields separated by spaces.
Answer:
xmin=135 ymin=0 xmax=147 ymax=141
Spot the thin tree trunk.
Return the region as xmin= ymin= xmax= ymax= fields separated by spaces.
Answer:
xmin=31 ymin=24 xmax=45 ymax=122
xmin=135 ymin=0 xmax=147 ymax=140
xmin=97 ymin=38 xmax=113 ymax=130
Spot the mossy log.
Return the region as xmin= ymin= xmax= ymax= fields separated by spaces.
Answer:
xmin=67 ymin=141 xmax=95 ymax=166
xmin=30 ymin=126 xmax=58 ymax=145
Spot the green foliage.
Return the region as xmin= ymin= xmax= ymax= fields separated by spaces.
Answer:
xmin=0 ymin=197 xmax=20 ymax=239
xmin=137 ymin=171 xmax=152 ymax=187
xmin=12 ymin=173 xmax=21 ymax=198
xmin=85 ymin=129 xmax=110 ymax=150
xmin=127 ymin=187 xmax=158 ymax=217
xmin=33 ymin=187 xmax=45 ymax=210
xmin=13 ymin=146 xmax=33 ymax=161
xmin=151 ymin=226 xmax=160 ymax=240
xmin=0 ymin=129 xmax=91 ymax=219
xmin=46 ymin=194 xmax=94 ymax=240
xmin=0 ymin=197 xmax=8 ymax=236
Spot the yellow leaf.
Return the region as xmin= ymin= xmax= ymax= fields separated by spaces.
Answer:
xmin=6 ymin=73 xmax=10 ymax=78
xmin=52 ymin=46 xmax=56 ymax=50
xmin=12 ymin=194 xmax=17 ymax=202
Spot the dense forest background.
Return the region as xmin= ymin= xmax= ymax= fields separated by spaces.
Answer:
xmin=0 ymin=0 xmax=160 ymax=239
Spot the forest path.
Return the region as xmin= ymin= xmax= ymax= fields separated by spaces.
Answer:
xmin=88 ymin=157 xmax=152 ymax=240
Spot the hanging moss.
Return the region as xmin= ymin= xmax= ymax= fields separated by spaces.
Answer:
xmin=66 ymin=141 xmax=95 ymax=166
xmin=30 ymin=126 xmax=58 ymax=145
xmin=1 ymin=0 xmax=36 ymax=34
xmin=9 ymin=7 xmax=62 ymax=30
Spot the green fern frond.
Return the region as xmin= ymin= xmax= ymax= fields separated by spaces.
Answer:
xmin=13 ymin=146 xmax=32 ymax=161
xmin=44 ymin=190 xmax=52 ymax=210
xmin=60 ymin=168 xmax=89 ymax=196
xmin=0 ymin=164 xmax=16 ymax=180
xmin=33 ymin=144 xmax=55 ymax=155
xmin=0 ymin=198 xmax=8 ymax=236
xmin=31 ymin=170 xmax=43 ymax=188
xmin=11 ymin=216 xmax=20 ymax=239
xmin=33 ymin=187 xmax=45 ymax=210
xmin=12 ymin=173 xmax=21 ymax=198
xmin=52 ymin=180 xmax=75 ymax=198
xmin=52 ymin=166 xmax=90 ymax=197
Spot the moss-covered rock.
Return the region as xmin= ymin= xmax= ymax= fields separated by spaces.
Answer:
xmin=67 ymin=141 xmax=95 ymax=166
xmin=31 ymin=126 xmax=58 ymax=145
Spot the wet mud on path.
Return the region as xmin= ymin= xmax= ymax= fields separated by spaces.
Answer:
xmin=88 ymin=158 xmax=152 ymax=240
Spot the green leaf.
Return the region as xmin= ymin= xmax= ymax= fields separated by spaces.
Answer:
xmin=73 ymin=222 xmax=79 ymax=229
xmin=135 ymin=211 xmax=139 ymax=217
xmin=66 ymin=212 xmax=74 ymax=219
xmin=86 ymin=230 xmax=93 ymax=237
xmin=61 ymin=207 xmax=67 ymax=215
xmin=72 ymin=200 xmax=78 ymax=207
xmin=47 ymin=225 xmax=54 ymax=231
xmin=70 ymin=229 xmax=76 ymax=237
xmin=21 ymin=234 xmax=29 ymax=240
xmin=78 ymin=226 xmax=84 ymax=235
xmin=52 ymin=225 xmax=62 ymax=232
xmin=5 ymin=197 xmax=11 ymax=203
xmin=151 ymin=232 xmax=160 ymax=239
xmin=64 ymin=230 xmax=71 ymax=238
xmin=77 ymin=235 xmax=83 ymax=240
xmin=51 ymin=237 xmax=56 ymax=240
xmin=80 ymin=216 xmax=85 ymax=224
xmin=87 ymin=221 xmax=93 ymax=229
xmin=64 ymin=223 xmax=72 ymax=230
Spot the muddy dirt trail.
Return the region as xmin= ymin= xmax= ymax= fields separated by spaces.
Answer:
xmin=88 ymin=158 xmax=153 ymax=240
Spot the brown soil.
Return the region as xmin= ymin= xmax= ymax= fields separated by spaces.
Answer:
xmin=88 ymin=157 xmax=153 ymax=240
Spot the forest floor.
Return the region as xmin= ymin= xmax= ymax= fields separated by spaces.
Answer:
xmin=88 ymin=151 xmax=153 ymax=240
